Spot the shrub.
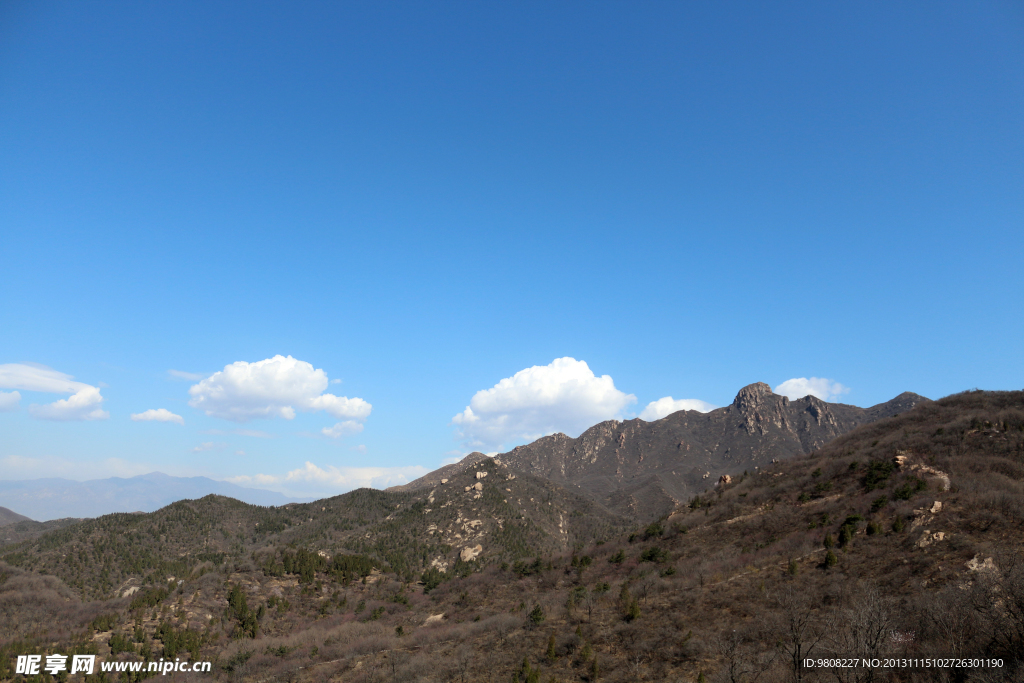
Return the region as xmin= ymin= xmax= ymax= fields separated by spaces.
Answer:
xmin=609 ymin=550 xmax=625 ymax=564
xmin=644 ymin=522 xmax=664 ymax=538
xmin=824 ymin=550 xmax=838 ymax=568
xmin=893 ymin=477 xmax=927 ymax=501
xmin=90 ymin=613 xmax=118 ymax=632
xmin=129 ymin=588 xmax=168 ymax=612
xmin=421 ymin=567 xmax=445 ymax=593
xmin=528 ymin=604 xmax=545 ymax=626
xmin=639 ymin=547 xmax=667 ymax=563
xmin=871 ymin=495 xmax=888 ymax=512
xmin=863 ymin=459 xmax=897 ymax=490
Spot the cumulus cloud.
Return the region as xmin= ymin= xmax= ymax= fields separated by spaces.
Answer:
xmin=227 ymin=461 xmax=428 ymax=497
xmin=774 ymin=377 xmax=850 ymax=402
xmin=187 ymin=355 xmax=371 ymax=425
xmin=322 ymin=420 xmax=364 ymax=438
xmin=451 ymin=357 xmax=636 ymax=451
xmin=639 ymin=396 xmax=717 ymax=421
xmin=0 ymin=363 xmax=109 ymax=421
xmin=0 ymin=391 xmax=20 ymax=412
xmin=131 ymin=408 xmax=184 ymax=425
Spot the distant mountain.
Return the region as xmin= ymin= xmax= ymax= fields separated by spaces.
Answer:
xmin=0 ymin=473 xmax=301 ymax=521
xmin=454 ymin=383 xmax=927 ymax=521
xmin=0 ymin=506 xmax=32 ymax=526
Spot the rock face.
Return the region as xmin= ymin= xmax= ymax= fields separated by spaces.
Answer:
xmin=459 ymin=544 xmax=482 ymax=562
xmin=495 ymin=383 xmax=928 ymax=521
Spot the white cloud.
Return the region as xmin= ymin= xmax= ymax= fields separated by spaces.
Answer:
xmin=131 ymin=408 xmax=184 ymax=425
xmin=774 ymin=377 xmax=850 ymax=402
xmin=322 ymin=420 xmax=364 ymax=438
xmin=168 ymin=369 xmax=205 ymax=381
xmin=0 ymin=363 xmax=109 ymax=421
xmin=235 ymin=450 xmax=246 ymax=456
xmin=187 ymin=355 xmax=371 ymax=424
xmin=0 ymin=391 xmax=20 ymax=411
xmin=191 ymin=442 xmax=226 ymax=453
xmin=451 ymin=357 xmax=636 ymax=451
xmin=350 ymin=444 xmax=367 ymax=453
xmin=227 ymin=461 xmax=428 ymax=497
xmin=639 ymin=396 xmax=717 ymax=421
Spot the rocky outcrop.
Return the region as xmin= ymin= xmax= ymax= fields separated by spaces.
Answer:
xmin=459 ymin=544 xmax=482 ymax=562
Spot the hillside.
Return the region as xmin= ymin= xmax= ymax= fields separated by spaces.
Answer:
xmin=0 ymin=506 xmax=31 ymax=527
xmin=0 ymin=458 xmax=624 ymax=601
xmin=493 ymin=382 xmax=927 ymax=520
xmin=1 ymin=389 xmax=1020 ymax=683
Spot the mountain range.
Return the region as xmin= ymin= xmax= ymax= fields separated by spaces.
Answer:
xmin=0 ymin=472 xmax=301 ymax=521
xmin=397 ymin=383 xmax=928 ymax=520
xmin=2 ymin=386 xmax=1020 ymax=683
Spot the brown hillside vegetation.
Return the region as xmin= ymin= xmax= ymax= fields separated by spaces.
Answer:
xmin=1 ymin=389 xmax=1023 ymax=682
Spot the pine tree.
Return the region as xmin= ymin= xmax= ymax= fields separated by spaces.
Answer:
xmin=626 ymin=598 xmax=641 ymax=622
xmin=546 ymin=633 xmax=557 ymax=662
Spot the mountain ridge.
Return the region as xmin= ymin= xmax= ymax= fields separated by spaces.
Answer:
xmin=399 ymin=383 xmax=928 ymax=521
xmin=0 ymin=473 xmax=305 ymax=521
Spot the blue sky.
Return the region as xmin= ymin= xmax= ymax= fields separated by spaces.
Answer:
xmin=1 ymin=1 xmax=1021 ymax=498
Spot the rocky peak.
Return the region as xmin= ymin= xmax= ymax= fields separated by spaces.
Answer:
xmin=732 ymin=382 xmax=775 ymax=412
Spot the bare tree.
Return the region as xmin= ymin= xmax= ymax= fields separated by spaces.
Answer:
xmin=635 ymin=572 xmax=658 ymax=605
xmin=772 ymin=587 xmax=825 ymax=683
xmin=582 ymin=587 xmax=599 ymax=623
xmin=928 ymin=585 xmax=976 ymax=660
xmin=970 ymin=550 xmax=1024 ymax=662
xmin=713 ymin=629 xmax=776 ymax=683
xmin=449 ymin=645 xmax=472 ymax=683
xmin=824 ymin=585 xmax=897 ymax=683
